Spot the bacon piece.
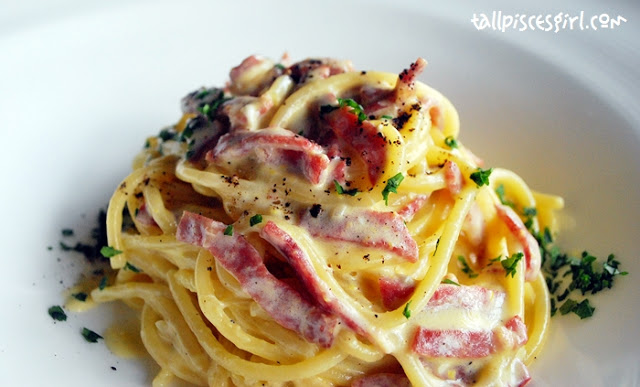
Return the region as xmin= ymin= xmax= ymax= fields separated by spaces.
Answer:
xmin=397 ymin=58 xmax=427 ymax=88
xmin=323 ymin=107 xmax=388 ymax=186
xmin=176 ymin=212 xmax=338 ymax=347
xmin=503 ymin=316 xmax=528 ymax=348
xmin=443 ymin=160 xmax=463 ymax=195
xmin=412 ymin=284 xmax=527 ymax=360
xmin=288 ymin=58 xmax=353 ymax=85
xmin=378 ymin=277 xmax=416 ymax=310
xmin=300 ymin=208 xmax=418 ymax=262
xmin=427 ymin=284 xmax=504 ymax=315
xmin=351 ymin=373 xmax=411 ymax=387
xmin=495 ymin=204 xmax=541 ymax=281
xmin=135 ymin=203 xmax=158 ymax=228
xmin=207 ymin=128 xmax=330 ymax=185
xmin=397 ymin=194 xmax=429 ymax=222
xmin=413 ymin=328 xmax=495 ymax=358
xmin=260 ymin=221 xmax=369 ymax=337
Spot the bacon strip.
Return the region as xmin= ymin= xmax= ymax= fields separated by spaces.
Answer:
xmin=323 ymin=107 xmax=388 ymax=186
xmin=397 ymin=194 xmax=429 ymax=222
xmin=378 ymin=277 xmax=416 ymax=310
xmin=411 ymin=284 xmax=527 ymax=359
xmin=426 ymin=284 xmax=504 ymax=314
xmin=207 ymin=128 xmax=330 ymax=185
xmin=260 ymin=221 xmax=369 ymax=337
xmin=495 ymin=204 xmax=541 ymax=281
xmin=413 ymin=328 xmax=495 ymax=358
xmin=300 ymin=208 xmax=418 ymax=262
xmin=176 ymin=212 xmax=338 ymax=347
xmin=351 ymin=373 xmax=412 ymax=387
xmin=444 ymin=160 xmax=463 ymax=195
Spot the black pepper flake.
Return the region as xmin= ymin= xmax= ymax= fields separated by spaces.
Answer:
xmin=309 ymin=204 xmax=322 ymax=218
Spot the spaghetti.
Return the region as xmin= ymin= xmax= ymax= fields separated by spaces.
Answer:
xmin=91 ymin=55 xmax=564 ymax=386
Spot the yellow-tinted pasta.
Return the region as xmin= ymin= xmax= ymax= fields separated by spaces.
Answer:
xmin=92 ymin=55 xmax=562 ymax=386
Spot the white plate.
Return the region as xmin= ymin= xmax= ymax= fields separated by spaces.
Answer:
xmin=1 ymin=0 xmax=638 ymax=385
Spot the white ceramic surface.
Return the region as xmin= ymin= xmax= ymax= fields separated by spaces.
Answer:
xmin=1 ymin=0 xmax=638 ymax=385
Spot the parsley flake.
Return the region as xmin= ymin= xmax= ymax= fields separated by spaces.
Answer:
xmin=81 ymin=327 xmax=103 ymax=343
xmin=72 ymin=292 xmax=88 ymax=302
xmin=495 ymin=184 xmax=515 ymax=208
xmin=502 ymin=252 xmax=524 ymax=278
xmin=224 ymin=225 xmax=234 ymax=236
xmin=100 ymin=246 xmax=122 ymax=258
xmin=403 ymin=301 xmax=412 ymax=319
xmin=444 ymin=136 xmax=459 ymax=149
xmin=274 ymin=63 xmax=286 ymax=70
xmin=98 ymin=276 xmax=108 ymax=290
xmin=61 ymin=228 xmax=74 ymax=237
xmin=381 ymin=115 xmax=393 ymax=120
xmin=470 ymin=168 xmax=492 ymax=187
xmin=124 ymin=262 xmax=141 ymax=273
xmin=48 ymin=306 xmax=67 ymax=321
xmin=458 ymin=256 xmax=478 ymax=278
xmin=334 ymin=180 xmax=359 ymax=196
xmin=337 ymin=98 xmax=367 ymax=123
xmin=442 ymin=279 xmax=460 ymax=286
xmin=381 ymin=173 xmax=404 ymax=205
xmin=250 ymin=214 xmax=263 ymax=227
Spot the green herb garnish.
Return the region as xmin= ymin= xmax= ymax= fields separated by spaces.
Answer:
xmin=224 ymin=225 xmax=234 ymax=236
xmin=470 ymin=167 xmax=492 ymax=187
xmin=124 ymin=262 xmax=141 ymax=273
xmin=337 ymin=98 xmax=367 ymax=123
xmin=444 ymin=136 xmax=459 ymax=149
xmin=381 ymin=173 xmax=404 ymax=205
xmin=442 ymin=278 xmax=460 ymax=286
xmin=275 ymin=63 xmax=286 ymax=70
xmin=100 ymin=246 xmax=122 ymax=258
xmin=81 ymin=328 xmax=103 ymax=343
xmin=501 ymin=252 xmax=524 ymax=278
xmin=402 ymin=301 xmax=412 ymax=319
xmin=72 ymin=292 xmax=88 ymax=302
xmin=48 ymin=306 xmax=67 ymax=321
xmin=249 ymin=214 xmax=263 ymax=227
xmin=61 ymin=229 xmax=74 ymax=237
xmin=98 ymin=276 xmax=108 ymax=290
xmin=535 ymin=225 xmax=627 ymax=319
xmin=495 ymin=184 xmax=515 ymax=208
xmin=458 ymin=256 xmax=478 ymax=278
xmin=334 ymin=180 xmax=359 ymax=196
xmin=381 ymin=115 xmax=393 ymax=120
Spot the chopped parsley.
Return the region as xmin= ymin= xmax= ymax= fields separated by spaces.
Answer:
xmin=535 ymin=225 xmax=628 ymax=319
xmin=402 ymin=301 xmax=412 ymax=319
xmin=98 ymin=276 xmax=108 ymax=290
xmin=100 ymin=246 xmax=122 ymax=258
xmin=224 ymin=225 xmax=234 ymax=236
xmin=72 ymin=292 xmax=88 ymax=302
xmin=381 ymin=115 xmax=393 ymax=120
xmin=501 ymin=252 xmax=524 ymax=278
xmin=274 ymin=63 xmax=286 ymax=70
xmin=124 ymin=262 xmax=141 ymax=273
xmin=48 ymin=306 xmax=67 ymax=321
xmin=249 ymin=214 xmax=263 ymax=227
xmin=338 ymin=98 xmax=367 ymax=123
xmin=61 ymin=228 xmax=74 ymax=237
xmin=558 ymin=298 xmax=595 ymax=319
xmin=444 ymin=136 xmax=459 ymax=149
xmin=381 ymin=173 xmax=404 ymax=205
xmin=458 ymin=256 xmax=478 ymax=278
xmin=442 ymin=278 xmax=460 ymax=286
xmin=334 ymin=180 xmax=359 ymax=196
xmin=81 ymin=327 xmax=103 ymax=343
xmin=495 ymin=184 xmax=515 ymax=208
xmin=320 ymin=98 xmax=367 ymax=123
xmin=469 ymin=167 xmax=492 ymax=187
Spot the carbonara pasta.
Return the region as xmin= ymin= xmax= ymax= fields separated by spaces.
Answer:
xmin=92 ymin=55 xmax=564 ymax=386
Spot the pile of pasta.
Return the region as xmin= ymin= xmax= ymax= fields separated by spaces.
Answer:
xmin=93 ymin=55 xmax=563 ymax=386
